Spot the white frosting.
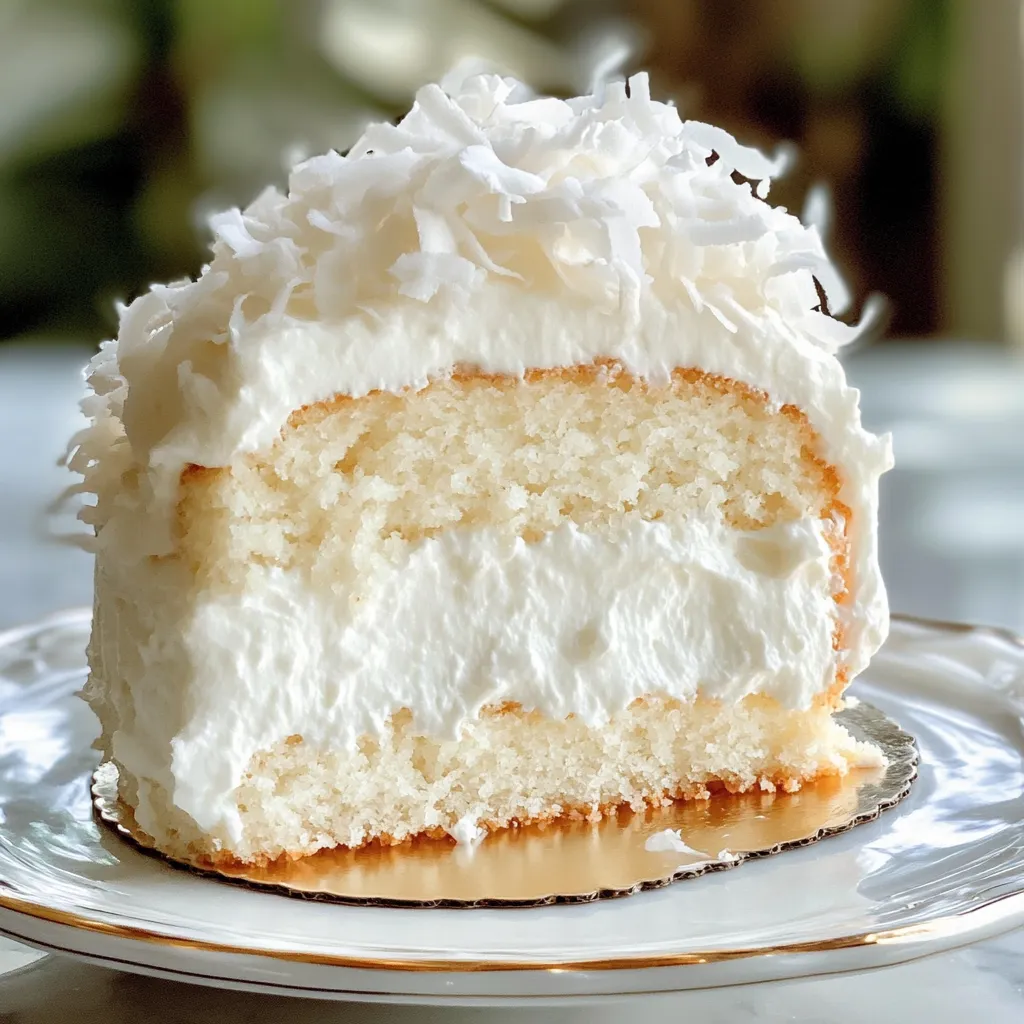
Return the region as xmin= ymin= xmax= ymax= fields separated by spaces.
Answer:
xmin=71 ymin=69 xmax=893 ymax=843
xmin=644 ymin=829 xmax=707 ymax=856
xmin=68 ymin=69 xmax=890 ymax=678
xmin=96 ymin=516 xmax=837 ymax=841
xmin=643 ymin=830 xmax=740 ymax=870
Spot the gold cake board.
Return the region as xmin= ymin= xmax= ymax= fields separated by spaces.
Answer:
xmin=92 ymin=701 xmax=917 ymax=907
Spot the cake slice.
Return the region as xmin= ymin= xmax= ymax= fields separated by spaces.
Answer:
xmin=71 ymin=71 xmax=892 ymax=865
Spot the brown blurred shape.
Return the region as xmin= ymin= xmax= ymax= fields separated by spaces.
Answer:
xmin=629 ymin=0 xmax=941 ymax=338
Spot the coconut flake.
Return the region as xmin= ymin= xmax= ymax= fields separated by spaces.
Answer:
xmin=209 ymin=209 xmax=263 ymax=258
xmin=682 ymin=121 xmax=790 ymax=182
xmin=390 ymin=252 xmax=485 ymax=302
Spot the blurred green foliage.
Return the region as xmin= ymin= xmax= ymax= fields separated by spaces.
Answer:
xmin=0 ymin=0 xmax=601 ymax=342
xmin=0 ymin=0 xmax=370 ymax=341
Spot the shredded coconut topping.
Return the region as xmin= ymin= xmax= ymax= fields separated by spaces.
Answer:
xmin=199 ymin=69 xmax=853 ymax=345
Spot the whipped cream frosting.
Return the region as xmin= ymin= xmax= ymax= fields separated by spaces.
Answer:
xmin=644 ymin=829 xmax=708 ymax=856
xmin=641 ymin=830 xmax=742 ymax=869
xmin=94 ymin=516 xmax=840 ymax=842
xmin=69 ymin=68 xmax=891 ymax=668
xmin=72 ymin=70 xmax=893 ymax=842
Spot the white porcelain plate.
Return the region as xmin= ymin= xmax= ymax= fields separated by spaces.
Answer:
xmin=0 ymin=610 xmax=1023 ymax=1005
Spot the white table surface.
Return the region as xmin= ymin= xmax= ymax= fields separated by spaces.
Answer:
xmin=1 ymin=338 xmax=1023 ymax=1021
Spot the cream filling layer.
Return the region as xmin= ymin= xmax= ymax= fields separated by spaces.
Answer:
xmin=94 ymin=515 xmax=838 ymax=844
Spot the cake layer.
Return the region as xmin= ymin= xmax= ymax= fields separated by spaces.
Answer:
xmin=178 ymin=365 xmax=840 ymax=574
xmin=175 ymin=367 xmax=866 ymax=665
xmin=125 ymin=694 xmax=882 ymax=865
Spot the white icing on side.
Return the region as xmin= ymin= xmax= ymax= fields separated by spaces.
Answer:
xmin=94 ymin=516 xmax=838 ymax=842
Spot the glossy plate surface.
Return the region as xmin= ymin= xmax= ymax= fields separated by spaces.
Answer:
xmin=0 ymin=609 xmax=1022 ymax=1003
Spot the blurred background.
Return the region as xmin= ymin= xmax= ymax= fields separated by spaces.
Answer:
xmin=2 ymin=0 xmax=1022 ymax=346
xmin=1 ymin=0 xmax=1024 ymax=633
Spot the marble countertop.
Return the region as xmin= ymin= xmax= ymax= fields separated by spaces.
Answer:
xmin=1 ymin=339 xmax=1022 ymax=1021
